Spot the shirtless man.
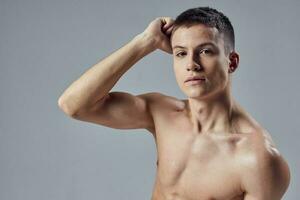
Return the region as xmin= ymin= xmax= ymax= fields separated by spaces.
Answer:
xmin=58 ymin=6 xmax=290 ymax=200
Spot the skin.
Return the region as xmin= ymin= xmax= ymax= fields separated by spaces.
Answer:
xmin=58 ymin=17 xmax=291 ymax=200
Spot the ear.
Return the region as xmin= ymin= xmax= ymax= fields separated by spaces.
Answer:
xmin=228 ymin=51 xmax=239 ymax=73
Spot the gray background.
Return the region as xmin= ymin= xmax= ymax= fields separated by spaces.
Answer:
xmin=0 ymin=0 xmax=299 ymax=199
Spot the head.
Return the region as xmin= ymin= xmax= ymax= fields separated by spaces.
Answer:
xmin=170 ymin=6 xmax=239 ymax=100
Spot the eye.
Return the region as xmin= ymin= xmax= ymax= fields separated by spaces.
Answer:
xmin=200 ymin=49 xmax=214 ymax=55
xmin=175 ymin=51 xmax=186 ymax=57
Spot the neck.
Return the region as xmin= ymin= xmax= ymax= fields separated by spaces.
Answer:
xmin=186 ymin=86 xmax=238 ymax=135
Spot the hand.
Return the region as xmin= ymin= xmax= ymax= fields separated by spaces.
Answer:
xmin=141 ymin=17 xmax=175 ymax=54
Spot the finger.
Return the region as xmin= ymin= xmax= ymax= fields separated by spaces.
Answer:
xmin=163 ymin=17 xmax=174 ymax=24
xmin=163 ymin=21 xmax=174 ymax=31
xmin=160 ymin=18 xmax=169 ymax=32
xmin=161 ymin=34 xmax=173 ymax=54
xmin=160 ymin=18 xmax=167 ymax=26
xmin=166 ymin=25 xmax=174 ymax=35
xmin=162 ymin=17 xmax=174 ymax=30
xmin=163 ymin=23 xmax=174 ymax=32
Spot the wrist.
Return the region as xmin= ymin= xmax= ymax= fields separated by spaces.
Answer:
xmin=133 ymin=32 xmax=157 ymax=55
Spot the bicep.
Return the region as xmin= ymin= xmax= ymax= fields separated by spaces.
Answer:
xmin=73 ymin=91 xmax=156 ymax=131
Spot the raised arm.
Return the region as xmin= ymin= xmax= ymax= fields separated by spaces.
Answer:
xmin=58 ymin=17 xmax=174 ymax=131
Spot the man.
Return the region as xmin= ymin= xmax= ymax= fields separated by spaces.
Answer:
xmin=58 ymin=6 xmax=290 ymax=200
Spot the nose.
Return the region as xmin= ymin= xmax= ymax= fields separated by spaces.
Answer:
xmin=186 ymin=56 xmax=203 ymax=72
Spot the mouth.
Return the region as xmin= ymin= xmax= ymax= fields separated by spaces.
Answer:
xmin=185 ymin=77 xmax=206 ymax=83
xmin=185 ymin=79 xmax=205 ymax=85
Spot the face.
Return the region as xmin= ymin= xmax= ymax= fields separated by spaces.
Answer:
xmin=171 ymin=24 xmax=239 ymax=100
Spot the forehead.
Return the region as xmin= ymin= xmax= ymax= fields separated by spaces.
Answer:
xmin=171 ymin=24 xmax=223 ymax=49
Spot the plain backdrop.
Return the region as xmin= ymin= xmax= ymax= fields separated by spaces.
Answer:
xmin=0 ymin=0 xmax=299 ymax=199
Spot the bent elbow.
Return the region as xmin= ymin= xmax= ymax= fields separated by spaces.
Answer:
xmin=57 ymin=97 xmax=79 ymax=118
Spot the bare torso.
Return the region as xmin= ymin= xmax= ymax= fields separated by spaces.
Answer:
xmin=147 ymin=95 xmax=275 ymax=200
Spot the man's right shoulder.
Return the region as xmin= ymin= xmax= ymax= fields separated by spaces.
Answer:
xmin=141 ymin=92 xmax=185 ymax=135
xmin=141 ymin=92 xmax=186 ymax=112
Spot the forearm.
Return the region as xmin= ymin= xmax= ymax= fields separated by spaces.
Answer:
xmin=58 ymin=32 xmax=156 ymax=116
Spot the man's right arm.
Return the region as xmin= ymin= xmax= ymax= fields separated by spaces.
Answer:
xmin=58 ymin=32 xmax=156 ymax=116
xmin=58 ymin=17 xmax=174 ymax=131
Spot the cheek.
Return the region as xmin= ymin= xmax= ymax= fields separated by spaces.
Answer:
xmin=173 ymin=65 xmax=185 ymax=82
xmin=207 ymin=57 xmax=227 ymax=73
xmin=207 ymin=62 xmax=228 ymax=86
xmin=215 ymin=69 xmax=227 ymax=82
xmin=213 ymin=66 xmax=228 ymax=88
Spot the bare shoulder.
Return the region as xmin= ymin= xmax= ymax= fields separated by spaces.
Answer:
xmin=236 ymin=129 xmax=289 ymax=162
xmin=146 ymin=92 xmax=185 ymax=110
xmin=141 ymin=92 xmax=185 ymax=134
xmin=145 ymin=92 xmax=186 ymax=119
xmin=236 ymin=130 xmax=291 ymax=200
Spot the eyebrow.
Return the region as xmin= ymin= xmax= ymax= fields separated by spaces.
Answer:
xmin=172 ymin=42 xmax=217 ymax=50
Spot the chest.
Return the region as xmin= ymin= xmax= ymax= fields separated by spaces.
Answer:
xmin=152 ymin=118 xmax=246 ymax=199
xmin=156 ymin=129 xmax=241 ymax=179
xmin=153 ymin=112 xmax=243 ymax=170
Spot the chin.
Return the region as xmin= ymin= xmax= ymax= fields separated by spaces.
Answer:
xmin=185 ymin=90 xmax=208 ymax=99
xmin=185 ymin=89 xmax=218 ymax=100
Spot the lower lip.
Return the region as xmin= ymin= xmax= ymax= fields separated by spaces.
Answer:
xmin=185 ymin=79 xmax=205 ymax=85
